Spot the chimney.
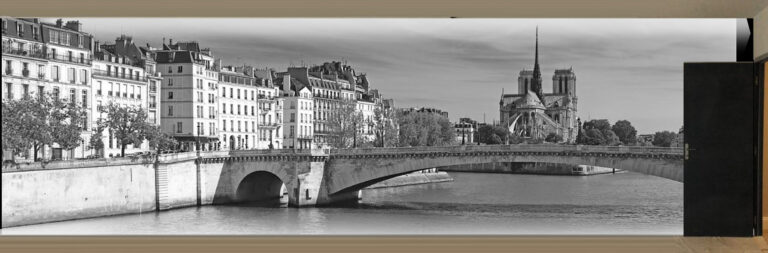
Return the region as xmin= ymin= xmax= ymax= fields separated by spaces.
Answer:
xmin=283 ymin=74 xmax=292 ymax=94
xmin=169 ymin=38 xmax=173 ymax=46
xmin=65 ymin=21 xmax=82 ymax=32
xmin=94 ymin=41 xmax=101 ymax=53
xmin=55 ymin=19 xmax=63 ymax=27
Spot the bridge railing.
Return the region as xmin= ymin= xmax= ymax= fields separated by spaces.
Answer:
xmin=227 ymin=149 xmax=311 ymax=157
xmin=330 ymin=144 xmax=683 ymax=155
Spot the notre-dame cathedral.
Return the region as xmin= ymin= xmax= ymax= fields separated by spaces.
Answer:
xmin=499 ymin=28 xmax=579 ymax=143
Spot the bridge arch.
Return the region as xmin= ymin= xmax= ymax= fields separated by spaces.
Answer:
xmin=324 ymin=148 xmax=683 ymax=195
xmin=211 ymin=160 xmax=297 ymax=205
xmin=235 ymin=171 xmax=285 ymax=204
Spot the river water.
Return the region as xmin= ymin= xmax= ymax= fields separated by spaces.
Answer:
xmin=1 ymin=172 xmax=682 ymax=235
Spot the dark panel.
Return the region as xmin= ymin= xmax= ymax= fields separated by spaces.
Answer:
xmin=684 ymin=62 xmax=755 ymax=236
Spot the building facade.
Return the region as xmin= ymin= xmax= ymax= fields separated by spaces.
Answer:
xmin=91 ymin=35 xmax=159 ymax=157
xmin=499 ymin=29 xmax=578 ymax=143
xmin=278 ymin=74 xmax=314 ymax=149
xmin=2 ymin=18 xmax=94 ymax=160
xmin=218 ymin=66 xmax=259 ymax=150
xmin=154 ymin=40 xmax=220 ymax=151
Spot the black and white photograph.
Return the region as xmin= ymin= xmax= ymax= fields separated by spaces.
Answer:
xmin=1 ymin=18 xmax=736 ymax=235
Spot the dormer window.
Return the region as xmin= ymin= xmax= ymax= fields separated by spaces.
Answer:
xmin=16 ymin=22 xmax=24 ymax=37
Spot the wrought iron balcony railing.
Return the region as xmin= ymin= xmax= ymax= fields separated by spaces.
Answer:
xmin=92 ymin=69 xmax=147 ymax=82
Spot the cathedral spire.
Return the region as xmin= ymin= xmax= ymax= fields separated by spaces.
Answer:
xmin=532 ymin=26 xmax=544 ymax=101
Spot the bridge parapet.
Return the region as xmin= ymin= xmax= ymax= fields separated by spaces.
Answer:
xmin=330 ymin=145 xmax=683 ymax=159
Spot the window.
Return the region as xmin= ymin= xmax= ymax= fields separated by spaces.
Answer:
xmin=167 ymin=66 xmax=172 ymax=73
xmin=230 ymin=120 xmax=234 ymax=131
xmin=251 ymin=106 xmax=255 ymax=116
xmin=80 ymin=69 xmax=87 ymax=84
xmin=237 ymin=89 xmax=240 ymax=99
xmin=168 ymin=91 xmax=173 ymax=99
xmin=122 ymin=84 xmax=127 ymax=97
xmin=16 ymin=22 xmax=23 ymax=37
xmin=290 ymin=113 xmax=295 ymax=122
xmin=222 ymin=88 xmax=226 ymax=97
xmin=223 ymin=120 xmax=227 ymax=131
xmin=168 ymin=106 xmax=174 ymax=116
xmin=176 ymin=122 xmax=182 ymax=133
xmin=51 ymin=65 xmax=59 ymax=81
xmin=67 ymin=68 xmax=76 ymax=84
xmin=82 ymin=90 xmax=88 ymax=108
xmin=229 ymin=88 xmax=233 ymax=98
xmin=52 ymin=87 xmax=59 ymax=99
xmin=177 ymin=66 xmax=183 ymax=73
xmin=37 ymin=86 xmax=44 ymax=100
xmin=5 ymin=83 xmax=12 ymax=99
xmin=290 ymin=126 xmax=295 ymax=137
xmin=32 ymin=26 xmax=39 ymax=40
xmin=137 ymin=87 xmax=141 ymax=100
xmin=168 ymin=78 xmax=173 ymax=86
xmin=22 ymin=84 xmax=29 ymax=98
xmin=237 ymin=105 xmax=241 ymax=115
xmin=69 ymin=88 xmax=76 ymax=104
xmin=222 ymin=103 xmax=226 ymax=114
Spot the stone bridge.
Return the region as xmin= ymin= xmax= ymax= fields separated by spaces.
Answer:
xmin=202 ymin=144 xmax=683 ymax=207
xmin=1 ymin=144 xmax=684 ymax=227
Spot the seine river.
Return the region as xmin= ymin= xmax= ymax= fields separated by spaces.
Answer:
xmin=1 ymin=172 xmax=682 ymax=235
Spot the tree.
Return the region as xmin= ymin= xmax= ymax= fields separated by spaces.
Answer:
xmin=372 ymin=106 xmax=399 ymax=147
xmin=652 ymin=131 xmax=677 ymax=147
xmin=2 ymin=93 xmax=85 ymax=161
xmin=611 ymin=120 xmax=637 ymax=145
xmin=477 ymin=124 xmax=510 ymax=145
xmin=545 ymin=133 xmax=563 ymax=143
xmin=49 ymin=97 xmax=87 ymax=151
xmin=98 ymin=103 xmax=152 ymax=157
xmin=397 ymin=111 xmax=455 ymax=147
xmin=326 ymin=100 xmax=364 ymax=149
xmin=145 ymin=125 xmax=178 ymax=154
xmin=89 ymin=123 xmax=106 ymax=158
xmin=583 ymin=129 xmax=605 ymax=145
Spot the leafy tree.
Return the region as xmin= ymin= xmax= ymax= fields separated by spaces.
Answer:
xmin=602 ymin=129 xmax=621 ymax=146
xmin=89 ymin=123 xmax=106 ymax=158
xmin=477 ymin=124 xmax=510 ymax=145
xmin=583 ymin=129 xmax=606 ymax=145
xmin=2 ymin=93 xmax=85 ymax=161
xmin=397 ymin=111 xmax=455 ymax=147
xmin=145 ymin=125 xmax=178 ymax=154
xmin=372 ymin=106 xmax=399 ymax=147
xmin=326 ymin=100 xmax=364 ymax=149
xmin=652 ymin=131 xmax=677 ymax=147
xmin=98 ymin=103 xmax=152 ymax=157
xmin=50 ymin=97 xmax=87 ymax=151
xmin=583 ymin=119 xmax=611 ymax=132
xmin=545 ymin=133 xmax=563 ymax=143
xmin=611 ymin=120 xmax=637 ymax=145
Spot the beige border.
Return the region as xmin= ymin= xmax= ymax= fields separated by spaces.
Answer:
xmin=1 ymin=0 xmax=767 ymax=252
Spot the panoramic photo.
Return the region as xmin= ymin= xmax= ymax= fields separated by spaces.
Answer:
xmin=1 ymin=18 xmax=734 ymax=235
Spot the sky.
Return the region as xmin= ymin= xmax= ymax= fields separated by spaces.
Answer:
xmin=59 ymin=18 xmax=734 ymax=134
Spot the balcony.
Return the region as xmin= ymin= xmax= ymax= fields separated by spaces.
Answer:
xmin=47 ymin=53 xmax=92 ymax=65
xmin=258 ymin=122 xmax=279 ymax=129
xmin=257 ymin=94 xmax=276 ymax=102
xmin=92 ymin=69 xmax=147 ymax=83
xmin=1 ymin=46 xmax=46 ymax=60
xmin=296 ymin=135 xmax=313 ymax=140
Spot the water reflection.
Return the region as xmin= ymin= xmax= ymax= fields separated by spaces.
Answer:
xmin=1 ymin=172 xmax=682 ymax=235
